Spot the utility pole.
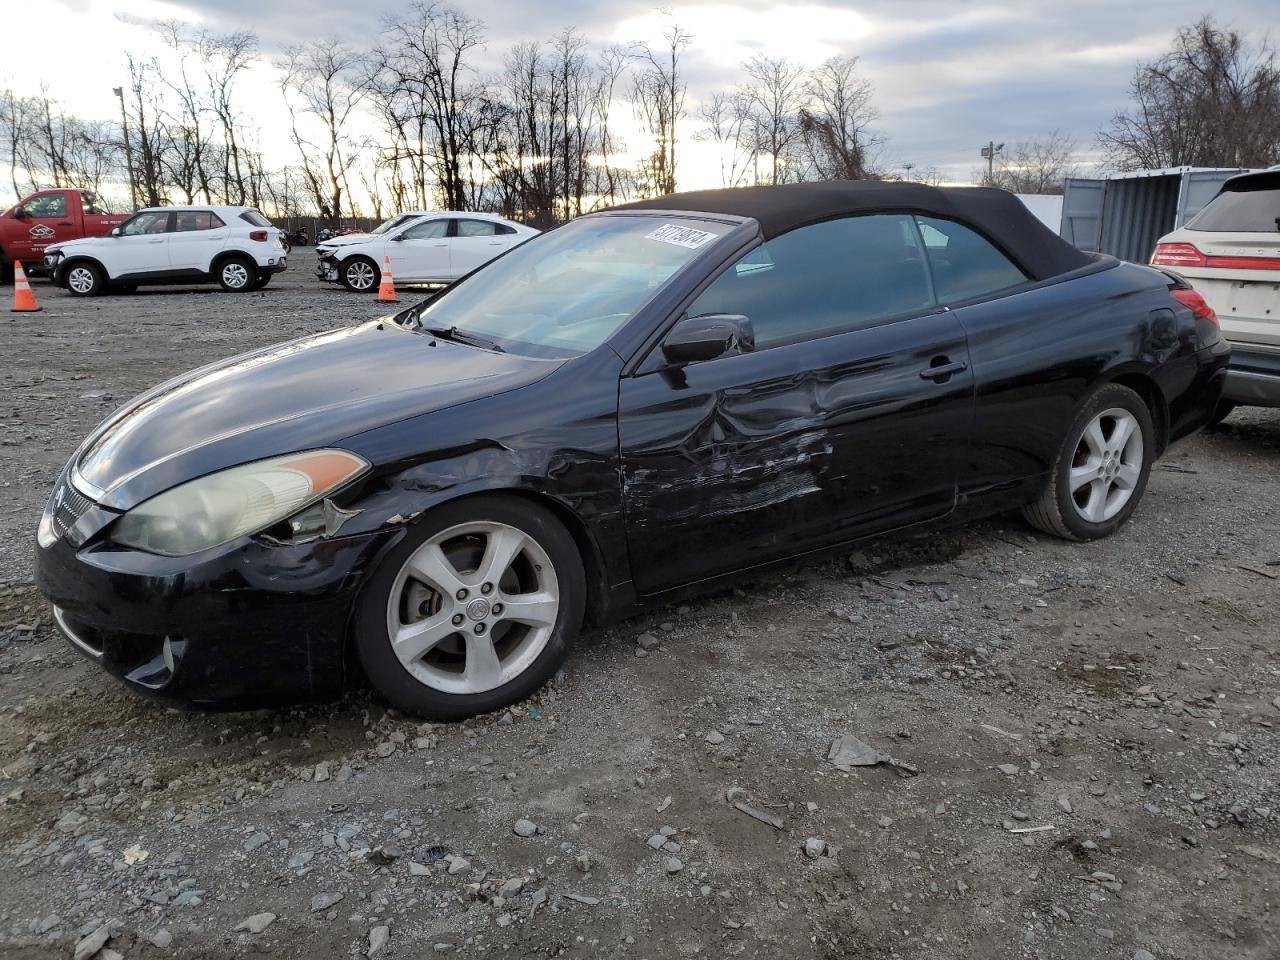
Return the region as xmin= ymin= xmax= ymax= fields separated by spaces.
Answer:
xmin=113 ymin=86 xmax=138 ymax=211
xmin=980 ymin=141 xmax=1004 ymax=185
xmin=902 ymin=162 xmax=915 ymax=181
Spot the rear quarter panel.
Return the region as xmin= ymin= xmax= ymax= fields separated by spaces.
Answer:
xmin=953 ymin=260 xmax=1210 ymax=513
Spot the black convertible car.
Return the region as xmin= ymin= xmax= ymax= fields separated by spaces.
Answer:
xmin=35 ymin=181 xmax=1229 ymax=719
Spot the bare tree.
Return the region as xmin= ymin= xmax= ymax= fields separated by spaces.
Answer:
xmin=200 ymin=30 xmax=258 ymax=203
xmin=629 ymin=12 xmax=691 ymax=197
xmin=696 ymin=91 xmax=754 ymax=187
xmin=1100 ymin=17 xmax=1280 ymax=170
xmin=279 ymin=40 xmax=370 ymax=219
xmin=983 ymin=130 xmax=1078 ymax=193
xmin=798 ymin=55 xmax=882 ymax=181
xmin=740 ymin=55 xmax=808 ymax=184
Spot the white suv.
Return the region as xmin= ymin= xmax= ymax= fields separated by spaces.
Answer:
xmin=315 ymin=211 xmax=538 ymax=292
xmin=44 ymin=205 xmax=288 ymax=296
xmin=1152 ymin=169 xmax=1280 ymax=421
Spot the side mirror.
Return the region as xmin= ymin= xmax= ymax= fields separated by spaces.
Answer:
xmin=109 ymin=226 xmax=121 ymax=237
xmin=13 ymin=207 xmax=28 ymax=220
xmin=389 ymin=233 xmax=406 ymax=241
xmin=661 ymin=314 xmax=754 ymax=366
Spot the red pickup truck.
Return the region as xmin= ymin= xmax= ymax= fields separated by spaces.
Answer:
xmin=0 ymin=189 xmax=127 ymax=281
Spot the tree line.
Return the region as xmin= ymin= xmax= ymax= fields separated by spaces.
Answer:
xmin=2 ymin=10 xmax=1277 ymax=220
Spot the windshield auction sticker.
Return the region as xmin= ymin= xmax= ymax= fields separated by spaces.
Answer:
xmin=645 ymin=224 xmax=719 ymax=249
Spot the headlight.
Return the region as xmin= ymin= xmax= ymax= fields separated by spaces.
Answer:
xmin=111 ymin=449 xmax=369 ymax=556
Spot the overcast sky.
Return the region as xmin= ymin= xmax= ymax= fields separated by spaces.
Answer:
xmin=8 ymin=0 xmax=1278 ymax=191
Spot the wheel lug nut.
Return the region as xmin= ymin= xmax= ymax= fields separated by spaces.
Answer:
xmin=473 ymin=623 xmax=486 ymax=635
xmin=456 ymin=588 xmax=468 ymax=601
xmin=492 ymin=603 xmax=503 ymax=616
xmin=452 ymin=613 xmax=464 ymax=626
xmin=481 ymin=582 xmax=493 ymax=595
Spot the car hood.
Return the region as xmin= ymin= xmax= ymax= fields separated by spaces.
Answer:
xmin=46 ymin=237 xmax=100 ymax=255
xmin=73 ymin=321 xmax=561 ymax=511
xmin=319 ymin=233 xmax=375 ymax=248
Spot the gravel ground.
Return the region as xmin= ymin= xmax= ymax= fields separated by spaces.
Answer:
xmin=1 ymin=274 xmax=1278 ymax=960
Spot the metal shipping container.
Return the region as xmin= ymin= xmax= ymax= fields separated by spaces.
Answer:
xmin=1060 ymin=167 xmax=1253 ymax=262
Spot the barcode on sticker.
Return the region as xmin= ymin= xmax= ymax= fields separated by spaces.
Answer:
xmin=645 ymin=224 xmax=718 ymax=249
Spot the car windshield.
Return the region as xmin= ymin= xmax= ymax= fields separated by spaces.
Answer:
xmin=371 ymin=214 xmax=421 ymax=236
xmin=411 ymin=214 xmax=731 ymax=358
xmin=1188 ymin=178 xmax=1280 ymax=233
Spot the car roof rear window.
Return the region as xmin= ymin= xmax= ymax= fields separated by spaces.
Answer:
xmin=1188 ymin=174 xmax=1280 ymax=233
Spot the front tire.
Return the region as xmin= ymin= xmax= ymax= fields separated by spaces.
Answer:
xmin=65 ymin=262 xmax=106 ymax=297
xmin=1022 ymin=383 xmax=1154 ymax=541
xmin=340 ymin=257 xmax=379 ymax=293
xmin=217 ymin=256 xmax=256 ymax=292
xmin=353 ymin=495 xmax=585 ymax=721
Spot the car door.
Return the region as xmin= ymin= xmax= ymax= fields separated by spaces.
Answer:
xmin=388 ymin=217 xmax=450 ymax=281
xmin=449 ymin=218 xmax=512 ymax=277
xmin=619 ymin=214 xmax=975 ymax=594
xmin=101 ymin=210 xmax=174 ymax=278
xmin=168 ymin=210 xmax=230 ymax=273
xmin=11 ymin=192 xmax=78 ymax=263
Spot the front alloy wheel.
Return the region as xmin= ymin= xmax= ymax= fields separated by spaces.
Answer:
xmin=66 ymin=263 xmax=104 ymax=296
xmin=355 ymin=496 xmax=584 ymax=720
xmin=341 ymin=258 xmax=378 ymax=292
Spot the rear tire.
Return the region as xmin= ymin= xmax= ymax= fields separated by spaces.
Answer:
xmin=353 ymin=495 xmax=584 ymax=721
xmin=216 ymin=256 xmax=256 ymax=292
xmin=341 ymin=257 xmax=379 ymax=293
xmin=1022 ymin=383 xmax=1154 ymax=541
xmin=65 ymin=262 xmax=106 ymax=297
xmin=251 ymin=273 xmax=272 ymax=291
xmin=1207 ymin=400 xmax=1236 ymax=429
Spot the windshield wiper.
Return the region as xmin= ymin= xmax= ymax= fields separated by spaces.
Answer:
xmin=422 ymin=325 xmax=504 ymax=353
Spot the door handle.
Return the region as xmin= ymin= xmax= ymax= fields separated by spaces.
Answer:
xmin=57 ymin=220 xmax=73 ymax=226
xmin=487 ymin=241 xmax=502 ymax=246
xmin=919 ymin=358 xmax=968 ymax=381
xmin=433 ymin=242 xmax=448 ymax=247
xmin=147 ymin=238 xmax=165 ymax=244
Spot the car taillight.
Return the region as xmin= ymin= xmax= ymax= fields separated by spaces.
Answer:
xmin=1170 ymin=287 xmax=1218 ymax=327
xmin=1152 ymin=241 xmax=1280 ymax=271
xmin=250 ymin=230 xmax=268 ymax=241
xmin=1151 ymin=243 xmax=1207 ymax=267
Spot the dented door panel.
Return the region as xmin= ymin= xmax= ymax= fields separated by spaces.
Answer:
xmin=619 ymin=311 xmax=974 ymax=594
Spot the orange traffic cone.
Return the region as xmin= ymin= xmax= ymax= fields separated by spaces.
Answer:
xmin=11 ymin=260 xmax=41 ymax=313
xmin=377 ymin=256 xmax=398 ymax=303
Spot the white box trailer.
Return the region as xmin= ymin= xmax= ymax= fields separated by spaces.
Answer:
xmin=1060 ymin=167 xmax=1255 ymax=262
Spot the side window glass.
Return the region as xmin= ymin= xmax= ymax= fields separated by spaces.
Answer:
xmin=456 ymin=219 xmax=498 ymax=237
xmin=402 ymin=219 xmax=448 ymax=240
xmin=173 ymin=211 xmax=224 ymax=232
xmin=21 ymin=194 xmax=67 ymax=218
xmin=81 ymin=193 xmax=105 ymax=215
xmin=120 ymin=211 xmax=171 ymax=236
xmin=685 ymin=214 xmax=934 ymax=349
xmin=916 ymin=216 xmax=1027 ymax=302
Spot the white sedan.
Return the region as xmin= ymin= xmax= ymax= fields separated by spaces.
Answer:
xmin=315 ymin=212 xmax=539 ymax=292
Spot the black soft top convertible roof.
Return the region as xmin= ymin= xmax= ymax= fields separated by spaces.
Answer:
xmin=612 ymin=180 xmax=1092 ymax=281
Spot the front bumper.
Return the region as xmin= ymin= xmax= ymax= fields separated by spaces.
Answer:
xmin=316 ymin=258 xmax=339 ymax=282
xmin=1222 ymin=345 xmax=1280 ymax=407
xmin=34 ymin=517 xmax=397 ymax=709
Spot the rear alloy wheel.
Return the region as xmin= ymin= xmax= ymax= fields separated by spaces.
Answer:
xmin=354 ymin=496 xmax=584 ymax=720
xmin=66 ymin=262 xmax=105 ymax=297
xmin=217 ymin=257 xmax=255 ymax=292
xmin=341 ymin=257 xmax=379 ymax=293
xmin=1023 ymin=383 xmax=1154 ymax=541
